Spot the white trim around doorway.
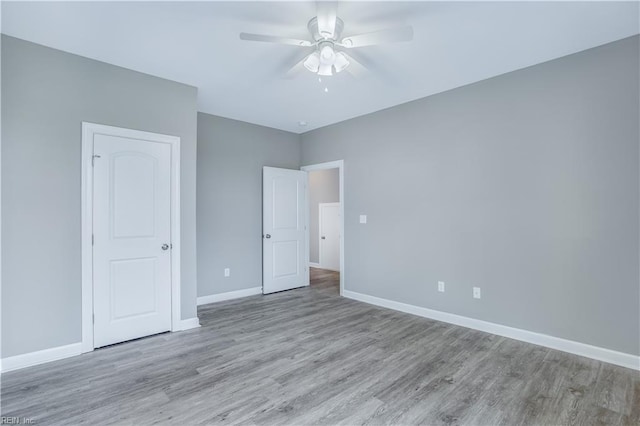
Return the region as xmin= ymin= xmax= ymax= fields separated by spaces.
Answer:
xmin=81 ymin=122 xmax=184 ymax=354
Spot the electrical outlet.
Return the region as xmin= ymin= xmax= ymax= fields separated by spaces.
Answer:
xmin=438 ymin=281 xmax=445 ymax=292
xmin=473 ymin=287 xmax=481 ymax=299
xmin=224 ymin=268 xmax=230 ymax=277
xmin=359 ymin=215 xmax=367 ymax=224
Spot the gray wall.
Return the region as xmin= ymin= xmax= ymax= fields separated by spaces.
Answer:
xmin=301 ymin=36 xmax=640 ymax=356
xmin=308 ymin=169 xmax=340 ymax=264
xmin=1 ymin=36 xmax=199 ymax=358
xmin=197 ymin=113 xmax=300 ymax=297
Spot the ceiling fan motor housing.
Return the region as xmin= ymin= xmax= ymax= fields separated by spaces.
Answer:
xmin=307 ymin=17 xmax=345 ymax=42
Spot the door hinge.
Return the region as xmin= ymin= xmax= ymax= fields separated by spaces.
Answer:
xmin=92 ymin=313 xmax=95 ymax=324
xmin=92 ymin=154 xmax=101 ymax=167
xmin=92 ymin=234 xmax=94 ymax=246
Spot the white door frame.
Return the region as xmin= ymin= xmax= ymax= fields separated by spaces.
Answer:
xmin=318 ymin=202 xmax=340 ymax=272
xmin=301 ymin=160 xmax=344 ymax=295
xmin=81 ymin=122 xmax=181 ymax=353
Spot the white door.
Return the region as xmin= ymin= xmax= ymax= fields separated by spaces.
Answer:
xmin=263 ymin=167 xmax=308 ymax=294
xmin=319 ymin=202 xmax=341 ymax=271
xmin=93 ymin=134 xmax=172 ymax=348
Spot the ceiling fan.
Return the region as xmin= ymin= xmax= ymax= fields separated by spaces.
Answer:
xmin=239 ymin=1 xmax=413 ymax=77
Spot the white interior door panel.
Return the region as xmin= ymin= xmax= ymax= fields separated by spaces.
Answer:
xmin=93 ymin=134 xmax=172 ymax=348
xmin=263 ymin=167 xmax=308 ymax=294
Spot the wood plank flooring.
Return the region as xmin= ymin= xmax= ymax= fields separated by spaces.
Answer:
xmin=2 ymin=268 xmax=639 ymax=425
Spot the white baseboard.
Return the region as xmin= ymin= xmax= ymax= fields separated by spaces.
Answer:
xmin=3 ymin=318 xmax=201 ymax=373
xmin=343 ymin=290 xmax=640 ymax=371
xmin=197 ymin=286 xmax=262 ymax=306
xmin=310 ymin=263 xmax=340 ymax=272
xmin=175 ymin=317 xmax=201 ymax=331
xmin=1 ymin=342 xmax=83 ymax=373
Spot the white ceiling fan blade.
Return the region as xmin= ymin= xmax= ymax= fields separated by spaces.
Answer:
xmin=316 ymin=1 xmax=338 ymax=39
xmin=341 ymin=52 xmax=368 ymax=78
xmin=240 ymin=33 xmax=313 ymax=47
xmin=340 ymin=26 xmax=413 ymax=48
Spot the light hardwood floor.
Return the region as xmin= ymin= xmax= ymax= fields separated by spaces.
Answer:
xmin=2 ymin=268 xmax=639 ymax=425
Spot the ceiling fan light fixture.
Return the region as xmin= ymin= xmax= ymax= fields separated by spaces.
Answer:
xmin=333 ymin=52 xmax=350 ymax=73
xmin=303 ymin=52 xmax=320 ymax=73
xmin=318 ymin=62 xmax=333 ymax=76
xmin=320 ymin=45 xmax=336 ymax=63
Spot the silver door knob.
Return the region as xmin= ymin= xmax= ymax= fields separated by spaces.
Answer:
xmin=265 ymin=234 xmax=271 ymax=239
xmin=161 ymin=244 xmax=169 ymax=250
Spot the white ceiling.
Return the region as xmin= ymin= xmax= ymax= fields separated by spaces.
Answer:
xmin=2 ymin=1 xmax=638 ymax=133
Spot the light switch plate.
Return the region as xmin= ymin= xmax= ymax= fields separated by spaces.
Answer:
xmin=224 ymin=268 xmax=230 ymax=277
xmin=438 ymin=281 xmax=445 ymax=292
xmin=473 ymin=287 xmax=481 ymax=299
xmin=359 ymin=215 xmax=367 ymax=224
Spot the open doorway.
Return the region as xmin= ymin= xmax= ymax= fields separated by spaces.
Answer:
xmin=301 ymin=161 xmax=344 ymax=296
